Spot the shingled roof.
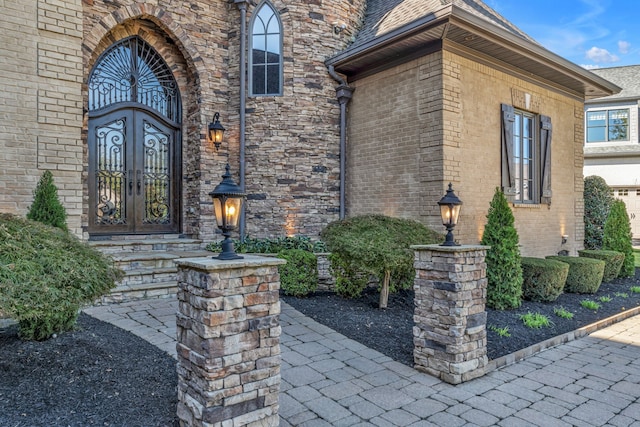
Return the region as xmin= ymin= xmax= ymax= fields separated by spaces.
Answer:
xmin=350 ymin=0 xmax=536 ymax=50
xmin=327 ymin=0 xmax=620 ymax=99
xmin=587 ymin=65 xmax=640 ymax=102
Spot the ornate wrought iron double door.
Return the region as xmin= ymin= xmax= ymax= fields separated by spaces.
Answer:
xmin=88 ymin=108 xmax=179 ymax=234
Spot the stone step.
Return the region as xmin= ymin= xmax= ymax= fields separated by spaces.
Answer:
xmin=100 ymin=281 xmax=179 ymax=304
xmin=112 ymin=250 xmax=212 ymax=272
xmin=90 ymin=237 xmax=205 ymax=254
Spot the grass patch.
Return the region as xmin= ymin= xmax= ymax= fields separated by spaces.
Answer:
xmin=615 ymin=292 xmax=629 ymax=298
xmin=520 ymin=312 xmax=552 ymax=328
xmin=598 ymin=295 xmax=612 ymax=303
xmin=580 ymin=299 xmax=601 ymax=311
xmin=630 ymin=286 xmax=640 ymax=294
xmin=553 ymin=306 xmax=574 ymax=319
xmin=488 ymin=325 xmax=511 ymax=337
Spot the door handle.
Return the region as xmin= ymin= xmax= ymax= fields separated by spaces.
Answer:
xmin=136 ymin=170 xmax=142 ymax=195
xmin=128 ymin=170 xmax=133 ymax=196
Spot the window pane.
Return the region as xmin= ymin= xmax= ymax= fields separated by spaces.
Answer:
xmin=608 ymin=109 xmax=629 ymax=141
xmin=266 ymin=14 xmax=280 ymax=34
xmin=252 ymin=65 xmax=265 ymax=94
xmin=252 ymin=48 xmax=266 ymax=65
xmin=266 ymin=64 xmax=280 ymax=94
xmin=266 ymin=34 xmax=280 ymax=56
xmin=587 ymin=111 xmax=606 ymax=126
xmin=587 ymin=127 xmax=605 ymax=142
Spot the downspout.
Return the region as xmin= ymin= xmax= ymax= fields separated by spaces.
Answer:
xmin=235 ymin=0 xmax=249 ymax=239
xmin=327 ymin=65 xmax=353 ymax=220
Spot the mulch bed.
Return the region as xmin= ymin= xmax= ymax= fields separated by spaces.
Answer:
xmin=283 ymin=269 xmax=640 ymax=364
xmin=0 ymin=313 xmax=178 ymax=427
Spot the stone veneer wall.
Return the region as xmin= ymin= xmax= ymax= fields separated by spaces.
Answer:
xmin=1 ymin=0 xmax=84 ymax=235
xmin=81 ymin=0 xmax=366 ymax=241
xmin=347 ymin=48 xmax=585 ymax=258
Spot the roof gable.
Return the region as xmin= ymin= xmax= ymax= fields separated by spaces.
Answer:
xmin=588 ymin=65 xmax=640 ymax=102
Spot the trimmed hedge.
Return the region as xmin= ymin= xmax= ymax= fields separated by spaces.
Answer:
xmin=521 ymin=257 xmax=569 ymax=302
xmin=546 ymin=256 xmax=605 ymax=294
xmin=277 ymin=249 xmax=318 ymax=297
xmin=577 ymin=249 xmax=624 ymax=282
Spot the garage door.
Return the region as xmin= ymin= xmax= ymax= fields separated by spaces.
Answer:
xmin=613 ymin=188 xmax=640 ymax=239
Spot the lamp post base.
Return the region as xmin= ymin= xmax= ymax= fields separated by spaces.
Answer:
xmin=213 ymin=234 xmax=244 ymax=260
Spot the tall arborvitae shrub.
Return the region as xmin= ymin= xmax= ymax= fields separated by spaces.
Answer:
xmin=27 ymin=170 xmax=67 ymax=231
xmin=481 ymin=188 xmax=523 ymax=309
xmin=584 ymin=175 xmax=614 ymax=250
xmin=602 ymin=199 xmax=635 ymax=278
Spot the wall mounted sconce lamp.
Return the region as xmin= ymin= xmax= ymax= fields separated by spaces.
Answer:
xmin=209 ymin=164 xmax=245 ymax=260
xmin=438 ymin=183 xmax=463 ymax=246
xmin=208 ymin=112 xmax=225 ymax=151
xmin=561 ymin=235 xmax=568 ymax=245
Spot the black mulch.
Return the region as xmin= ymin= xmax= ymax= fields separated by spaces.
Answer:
xmin=0 ymin=313 xmax=178 ymax=427
xmin=2 ymin=270 xmax=639 ymax=426
xmin=283 ymin=269 xmax=640 ymax=365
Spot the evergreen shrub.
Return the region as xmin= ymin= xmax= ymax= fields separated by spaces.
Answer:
xmin=277 ymin=249 xmax=318 ymax=297
xmin=578 ymin=249 xmax=625 ymax=282
xmin=602 ymin=199 xmax=635 ymax=278
xmin=546 ymin=256 xmax=605 ymax=294
xmin=206 ymin=235 xmax=326 ymax=254
xmin=583 ymin=175 xmax=614 ymax=250
xmin=481 ymin=188 xmax=523 ymax=310
xmin=320 ymin=214 xmax=442 ymax=307
xmin=521 ymin=257 xmax=569 ymax=302
xmin=0 ymin=214 xmax=122 ymax=340
xmin=26 ymin=170 xmax=68 ymax=231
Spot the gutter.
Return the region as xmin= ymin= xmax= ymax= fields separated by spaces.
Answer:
xmin=235 ymin=0 xmax=249 ymax=240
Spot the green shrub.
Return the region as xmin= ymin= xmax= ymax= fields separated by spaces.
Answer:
xmin=206 ymin=235 xmax=326 ymax=254
xmin=520 ymin=257 xmax=569 ymax=302
xmin=546 ymin=256 xmax=605 ymax=294
xmin=26 ymin=170 xmax=68 ymax=231
xmin=277 ymin=249 xmax=318 ymax=297
xmin=320 ymin=214 xmax=442 ymax=308
xmin=0 ymin=214 xmax=122 ymax=340
xmin=481 ymin=188 xmax=523 ymax=310
xmin=602 ymin=199 xmax=635 ymax=278
xmin=584 ymin=176 xmax=614 ymax=250
xmin=577 ymin=249 xmax=624 ymax=282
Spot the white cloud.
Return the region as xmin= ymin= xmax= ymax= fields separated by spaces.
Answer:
xmin=580 ymin=64 xmax=601 ymax=70
xmin=618 ymin=40 xmax=631 ymax=54
xmin=585 ymin=46 xmax=619 ymax=63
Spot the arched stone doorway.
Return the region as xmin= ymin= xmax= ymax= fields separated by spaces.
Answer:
xmin=87 ymin=36 xmax=182 ymax=235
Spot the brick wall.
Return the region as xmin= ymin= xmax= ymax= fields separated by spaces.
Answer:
xmin=1 ymin=0 xmax=83 ymax=234
xmin=347 ymin=49 xmax=585 ymax=258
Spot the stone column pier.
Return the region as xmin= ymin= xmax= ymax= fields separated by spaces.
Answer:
xmin=174 ymin=255 xmax=285 ymax=427
xmin=412 ymin=245 xmax=489 ymax=384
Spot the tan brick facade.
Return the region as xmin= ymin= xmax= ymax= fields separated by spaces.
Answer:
xmin=348 ymin=49 xmax=585 ymax=258
xmin=1 ymin=0 xmax=83 ymax=234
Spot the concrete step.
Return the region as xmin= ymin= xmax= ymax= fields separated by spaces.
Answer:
xmin=112 ymin=250 xmax=211 ymax=272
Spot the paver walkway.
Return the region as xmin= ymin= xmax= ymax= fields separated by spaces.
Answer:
xmin=84 ymin=297 xmax=640 ymax=426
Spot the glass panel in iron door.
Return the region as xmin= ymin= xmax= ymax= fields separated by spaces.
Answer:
xmin=89 ymin=113 xmax=134 ymax=233
xmin=134 ymin=114 xmax=177 ymax=233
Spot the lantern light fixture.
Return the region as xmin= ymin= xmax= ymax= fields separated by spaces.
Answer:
xmin=438 ymin=183 xmax=463 ymax=246
xmin=209 ymin=163 xmax=245 ymax=260
xmin=208 ymin=112 xmax=225 ymax=151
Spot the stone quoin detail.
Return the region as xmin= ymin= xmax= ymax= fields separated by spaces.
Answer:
xmin=412 ymin=245 xmax=489 ymax=384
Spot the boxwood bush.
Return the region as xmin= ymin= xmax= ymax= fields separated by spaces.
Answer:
xmin=521 ymin=257 xmax=569 ymax=302
xmin=577 ymin=249 xmax=624 ymax=282
xmin=546 ymin=256 xmax=605 ymax=294
xmin=277 ymin=249 xmax=318 ymax=297
xmin=0 ymin=214 xmax=122 ymax=340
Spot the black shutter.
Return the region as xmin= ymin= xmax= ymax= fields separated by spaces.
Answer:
xmin=501 ymin=104 xmax=517 ymax=202
xmin=540 ymin=115 xmax=552 ymax=205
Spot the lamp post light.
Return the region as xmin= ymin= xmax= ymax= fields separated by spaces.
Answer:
xmin=208 ymin=112 xmax=225 ymax=151
xmin=210 ymin=164 xmax=245 ymax=260
xmin=438 ymin=183 xmax=463 ymax=246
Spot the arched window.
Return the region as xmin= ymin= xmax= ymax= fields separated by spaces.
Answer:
xmin=249 ymin=1 xmax=283 ymax=96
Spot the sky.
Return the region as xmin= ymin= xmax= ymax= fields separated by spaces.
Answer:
xmin=488 ymin=0 xmax=640 ymax=70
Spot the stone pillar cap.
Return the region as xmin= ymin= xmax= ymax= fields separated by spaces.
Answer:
xmin=175 ymin=254 xmax=286 ymax=271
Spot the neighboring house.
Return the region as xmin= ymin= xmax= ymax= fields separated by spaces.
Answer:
xmin=1 ymin=0 xmax=619 ymax=262
xmin=583 ymin=65 xmax=640 ymax=238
